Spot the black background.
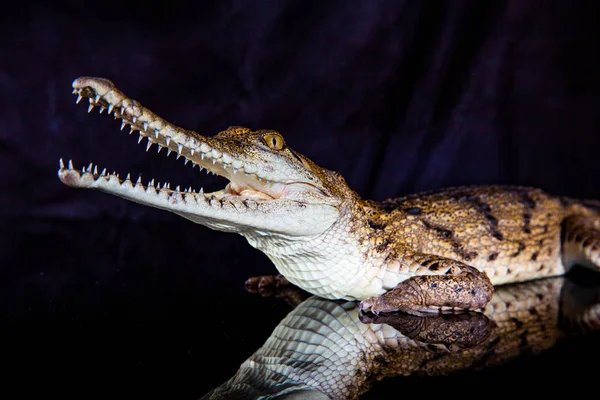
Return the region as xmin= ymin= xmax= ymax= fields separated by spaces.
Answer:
xmin=2 ymin=0 xmax=600 ymax=398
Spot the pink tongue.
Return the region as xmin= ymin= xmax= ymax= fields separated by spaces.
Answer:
xmin=238 ymin=189 xmax=273 ymax=200
xmin=226 ymin=182 xmax=274 ymax=200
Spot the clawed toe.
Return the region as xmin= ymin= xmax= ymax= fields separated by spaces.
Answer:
xmin=359 ymin=297 xmax=380 ymax=315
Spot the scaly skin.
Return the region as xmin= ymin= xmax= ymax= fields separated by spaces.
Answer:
xmin=201 ymin=276 xmax=600 ymax=399
xmin=58 ymin=77 xmax=600 ymax=314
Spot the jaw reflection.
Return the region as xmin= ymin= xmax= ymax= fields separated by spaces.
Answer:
xmin=202 ymin=275 xmax=600 ymax=400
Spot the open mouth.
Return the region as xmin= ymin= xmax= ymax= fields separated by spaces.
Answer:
xmin=58 ymin=77 xmax=288 ymax=206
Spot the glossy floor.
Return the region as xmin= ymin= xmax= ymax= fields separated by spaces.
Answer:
xmin=3 ymin=218 xmax=599 ymax=398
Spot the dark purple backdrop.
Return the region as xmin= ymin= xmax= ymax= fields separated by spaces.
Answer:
xmin=3 ymin=0 xmax=599 ymax=221
xmin=2 ymin=1 xmax=600 ymax=398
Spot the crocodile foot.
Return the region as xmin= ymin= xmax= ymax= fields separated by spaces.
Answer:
xmin=245 ymin=274 xmax=290 ymax=295
xmin=359 ymin=262 xmax=493 ymax=316
xmin=245 ymin=274 xmax=309 ymax=307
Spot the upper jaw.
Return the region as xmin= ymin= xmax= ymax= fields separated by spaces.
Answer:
xmin=70 ymin=77 xmax=276 ymax=191
xmin=69 ymin=77 xmax=333 ymax=203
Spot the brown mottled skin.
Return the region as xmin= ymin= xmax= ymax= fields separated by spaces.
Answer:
xmin=58 ymin=76 xmax=600 ymax=316
xmin=357 ymin=187 xmax=600 ymax=314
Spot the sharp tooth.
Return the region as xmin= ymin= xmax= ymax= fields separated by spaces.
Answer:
xmin=190 ymin=149 xmax=195 ymax=156
xmin=132 ymin=116 xmax=137 ymax=123
xmin=143 ymin=122 xmax=148 ymax=131
xmin=68 ymin=160 xmax=74 ymax=169
xmin=108 ymin=104 xmax=114 ymax=114
xmin=146 ymin=141 xmax=153 ymax=151
xmin=188 ymin=186 xmax=192 ymax=192
xmin=199 ymin=187 xmax=204 ymax=194
xmin=176 ymin=154 xmax=181 ymax=160
xmin=82 ymin=166 xmax=86 ymax=173
xmin=120 ymin=106 xmax=125 ymax=115
xmin=166 ymin=136 xmax=171 ymax=146
xmin=184 ymin=159 xmax=190 ymax=165
xmin=136 ymin=176 xmax=142 ymax=184
xmin=201 ymin=153 xmax=205 ymax=160
xmin=233 ymin=168 xmax=237 ymax=174
xmin=94 ymin=94 xmax=100 ymax=103
xmin=88 ymin=163 xmax=94 ymax=171
xmin=138 ymin=135 xmax=144 ymax=144
xmin=120 ymin=121 xmax=127 ymax=130
xmin=72 ymin=89 xmax=77 ymax=94
xmin=76 ymin=94 xmax=82 ymax=104
xmin=101 ymin=168 xmax=107 ymax=176
xmin=130 ymin=127 xmax=135 ymax=135
xmin=176 ymin=185 xmax=181 ymax=192
xmin=212 ymin=159 xmax=216 ymax=165
xmin=154 ymin=129 xmax=159 ymax=138
xmin=94 ymin=165 xmax=98 ymax=175
xmin=166 ymin=183 xmax=171 ymax=189
xmin=59 ymin=158 xmax=65 ymax=169
xmin=87 ymin=104 xmax=94 ymax=113
xmin=198 ymin=166 xmax=203 ymax=172
xmin=167 ymin=149 xmax=172 ymax=156
xmin=177 ymin=143 xmax=183 ymax=154
xmin=157 ymin=145 xmax=163 ymax=153
xmin=99 ymin=106 xmax=105 ymax=114
xmin=126 ymin=173 xmax=131 ymax=181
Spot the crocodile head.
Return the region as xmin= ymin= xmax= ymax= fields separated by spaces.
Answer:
xmin=58 ymin=77 xmax=358 ymax=237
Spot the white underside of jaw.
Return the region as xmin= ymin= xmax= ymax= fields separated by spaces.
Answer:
xmin=57 ymin=159 xmax=338 ymax=236
xmin=57 ymin=158 xmax=265 ymax=212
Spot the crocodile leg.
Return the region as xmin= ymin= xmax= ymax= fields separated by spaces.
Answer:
xmin=359 ymin=257 xmax=493 ymax=316
xmin=562 ymin=215 xmax=600 ymax=271
xmin=245 ymin=274 xmax=309 ymax=307
xmin=245 ymin=274 xmax=290 ymax=293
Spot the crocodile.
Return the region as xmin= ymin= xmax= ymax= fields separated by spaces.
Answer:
xmin=201 ymin=275 xmax=600 ymax=399
xmin=58 ymin=76 xmax=600 ymax=315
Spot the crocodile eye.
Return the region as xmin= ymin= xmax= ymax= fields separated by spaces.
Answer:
xmin=263 ymin=133 xmax=285 ymax=150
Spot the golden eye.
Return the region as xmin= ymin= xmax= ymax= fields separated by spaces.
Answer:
xmin=263 ymin=133 xmax=285 ymax=150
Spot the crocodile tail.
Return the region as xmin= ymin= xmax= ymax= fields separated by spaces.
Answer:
xmin=560 ymin=196 xmax=600 ymax=217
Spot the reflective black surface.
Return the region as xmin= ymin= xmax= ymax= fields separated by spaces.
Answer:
xmin=3 ymin=218 xmax=600 ymax=398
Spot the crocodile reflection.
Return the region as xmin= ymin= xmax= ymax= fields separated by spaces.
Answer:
xmin=201 ymin=276 xmax=600 ymax=399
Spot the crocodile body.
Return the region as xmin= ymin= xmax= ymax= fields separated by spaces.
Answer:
xmin=58 ymin=77 xmax=600 ymax=314
xmin=202 ymin=276 xmax=600 ymax=399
